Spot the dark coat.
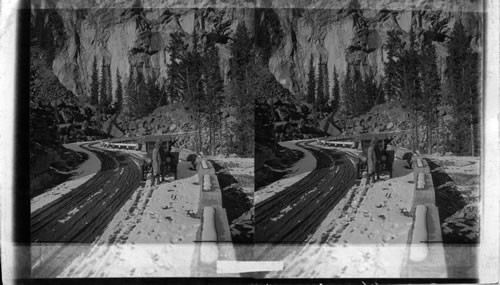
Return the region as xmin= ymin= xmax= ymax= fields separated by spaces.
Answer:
xmin=151 ymin=146 xmax=162 ymax=176
xmin=367 ymin=144 xmax=378 ymax=174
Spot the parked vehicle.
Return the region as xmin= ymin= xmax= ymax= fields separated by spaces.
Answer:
xmin=356 ymin=135 xmax=394 ymax=179
xmin=140 ymin=135 xmax=179 ymax=181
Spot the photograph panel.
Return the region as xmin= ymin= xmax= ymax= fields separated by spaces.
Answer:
xmin=254 ymin=0 xmax=483 ymax=279
xmin=28 ymin=2 xmax=254 ymax=278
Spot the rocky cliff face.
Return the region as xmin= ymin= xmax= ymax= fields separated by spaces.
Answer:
xmin=261 ymin=1 xmax=482 ymax=96
xmin=32 ymin=2 xmax=254 ymax=101
xmin=32 ymin=0 xmax=482 ymax=103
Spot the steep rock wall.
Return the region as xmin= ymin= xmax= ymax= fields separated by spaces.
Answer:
xmin=263 ymin=4 xmax=482 ymax=97
xmin=33 ymin=0 xmax=482 ymax=104
xmin=32 ymin=4 xmax=254 ymax=101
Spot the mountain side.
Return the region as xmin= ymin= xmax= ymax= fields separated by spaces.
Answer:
xmin=259 ymin=3 xmax=481 ymax=96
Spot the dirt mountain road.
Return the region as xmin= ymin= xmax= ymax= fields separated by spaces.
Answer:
xmin=255 ymin=142 xmax=358 ymax=243
xmin=31 ymin=143 xmax=143 ymax=243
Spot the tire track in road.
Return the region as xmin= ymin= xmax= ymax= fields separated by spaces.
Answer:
xmin=31 ymin=143 xmax=143 ymax=243
xmin=255 ymin=142 xmax=358 ymax=243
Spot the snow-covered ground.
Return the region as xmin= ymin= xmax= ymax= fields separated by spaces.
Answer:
xmin=255 ymin=141 xmax=316 ymax=204
xmin=211 ymin=157 xmax=254 ymax=244
xmin=263 ymin=150 xmax=416 ymax=278
xmin=425 ymin=155 xmax=480 ymax=242
xmin=31 ymin=142 xmax=101 ymax=213
xmin=58 ymin=160 xmax=202 ymax=277
xmin=278 ymin=141 xmax=317 ymax=176
xmin=212 ymin=157 xmax=254 ymax=196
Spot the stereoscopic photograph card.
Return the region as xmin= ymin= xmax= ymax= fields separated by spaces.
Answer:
xmin=0 ymin=0 xmax=498 ymax=283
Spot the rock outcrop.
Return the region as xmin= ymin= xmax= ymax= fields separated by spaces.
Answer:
xmin=32 ymin=0 xmax=481 ymax=106
xmin=31 ymin=3 xmax=254 ymax=102
xmin=260 ymin=1 xmax=482 ymax=96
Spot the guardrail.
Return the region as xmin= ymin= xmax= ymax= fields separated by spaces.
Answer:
xmin=194 ymin=157 xmax=238 ymax=276
xmin=101 ymin=141 xmax=140 ymax=150
xmin=402 ymin=156 xmax=447 ymax=278
xmin=317 ymin=139 xmax=356 ymax=148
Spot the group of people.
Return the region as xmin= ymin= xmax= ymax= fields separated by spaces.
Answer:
xmin=150 ymin=139 xmax=177 ymax=186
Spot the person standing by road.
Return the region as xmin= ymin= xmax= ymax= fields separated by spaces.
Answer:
xmin=367 ymin=138 xmax=379 ymax=184
xmin=151 ymin=139 xmax=163 ymax=186
xmin=161 ymin=138 xmax=178 ymax=181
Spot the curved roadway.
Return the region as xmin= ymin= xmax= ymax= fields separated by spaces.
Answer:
xmin=31 ymin=143 xmax=143 ymax=243
xmin=256 ymin=141 xmax=358 ymax=243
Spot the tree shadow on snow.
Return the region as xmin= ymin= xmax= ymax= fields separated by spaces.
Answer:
xmin=426 ymin=159 xmax=467 ymax=227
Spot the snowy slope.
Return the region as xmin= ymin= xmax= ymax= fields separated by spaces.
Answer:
xmin=31 ymin=142 xmax=101 ymax=213
xmin=58 ymin=159 xmax=202 ymax=277
xmin=256 ymin=140 xmax=317 ymax=204
xmin=426 ymin=155 xmax=480 ymax=242
xmin=264 ymin=158 xmax=416 ymax=278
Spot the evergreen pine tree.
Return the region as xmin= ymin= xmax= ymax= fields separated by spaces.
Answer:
xmin=307 ymin=56 xmax=316 ymax=105
xmin=316 ymin=62 xmax=325 ymax=112
xmin=166 ymin=32 xmax=188 ymax=103
xmin=135 ymin=70 xmax=147 ymax=118
xmin=420 ymin=40 xmax=441 ymax=153
xmin=99 ymin=59 xmax=110 ymax=111
xmin=126 ymin=66 xmax=138 ymax=117
xmin=361 ymin=69 xmax=379 ymax=112
xmin=105 ymin=64 xmax=112 ymax=107
xmin=183 ymin=31 xmax=205 ymax=153
xmin=322 ymin=62 xmax=330 ymax=109
xmin=383 ymin=30 xmax=404 ymax=101
xmin=229 ymin=22 xmax=254 ymax=156
xmin=203 ymin=41 xmax=225 ymax=155
xmin=342 ymin=65 xmax=356 ymax=117
xmin=352 ymin=67 xmax=366 ymax=116
xmin=115 ymin=68 xmax=123 ymax=112
xmin=445 ymin=21 xmax=480 ymax=155
xmin=330 ymin=65 xmax=340 ymax=115
xmin=90 ymin=57 xmax=99 ymax=106
xmin=383 ymin=28 xmax=422 ymax=150
xmin=146 ymin=70 xmax=162 ymax=114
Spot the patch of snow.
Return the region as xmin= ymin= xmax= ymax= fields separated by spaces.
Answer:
xmin=409 ymin=205 xmax=429 ymax=262
xmin=57 ymin=243 xmax=198 ymax=277
xmin=58 ymin=160 xmax=202 ymax=277
xmin=270 ymin=205 xmax=294 ymax=222
xmin=266 ymin=158 xmax=415 ymax=278
xmin=417 ymin=173 xmax=425 ymax=189
xmin=31 ymin=142 xmax=101 ymax=213
xmin=200 ymin=207 xmax=218 ymax=264
xmin=279 ymin=141 xmax=317 ymax=177
xmin=426 ymin=155 xmax=480 ymax=242
xmin=425 ymin=155 xmax=479 ymax=175
xmin=256 ymin=142 xmax=316 ymax=204
xmin=263 ymin=243 xmax=409 ymax=278
xmin=256 ymin=171 xmax=311 ymax=204
xmin=203 ymin=174 xmax=211 ymax=191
